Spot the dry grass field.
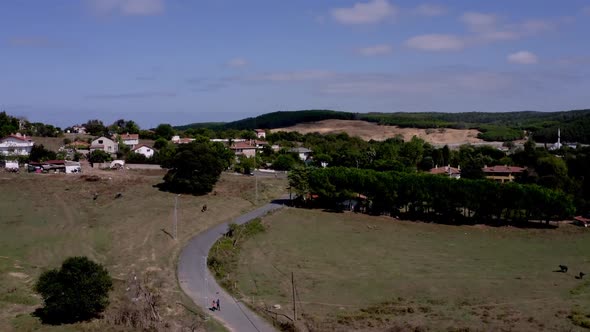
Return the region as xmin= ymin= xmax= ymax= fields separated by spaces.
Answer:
xmin=236 ymin=208 xmax=590 ymax=331
xmin=0 ymin=168 xmax=287 ymax=331
xmin=272 ymin=119 xmax=484 ymax=144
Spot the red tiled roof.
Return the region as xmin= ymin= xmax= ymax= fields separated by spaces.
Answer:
xmin=430 ymin=166 xmax=461 ymax=175
xmin=230 ymin=142 xmax=257 ymax=150
xmin=1 ymin=135 xmax=32 ymax=142
xmin=482 ymin=165 xmax=526 ymax=173
xmin=120 ymin=133 xmax=139 ymax=140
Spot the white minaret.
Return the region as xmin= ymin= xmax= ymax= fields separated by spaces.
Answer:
xmin=558 ymin=128 xmax=561 ymax=146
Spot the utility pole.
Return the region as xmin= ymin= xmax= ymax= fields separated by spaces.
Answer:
xmin=291 ymin=272 xmax=297 ymax=321
xmin=174 ymin=194 xmax=180 ymax=240
xmin=254 ymin=146 xmax=258 ymax=204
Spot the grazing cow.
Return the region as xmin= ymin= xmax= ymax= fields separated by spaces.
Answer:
xmin=93 ymin=193 xmax=99 ymax=200
xmin=115 ymin=192 xmax=123 ymax=199
xmin=559 ymin=265 xmax=568 ymax=273
xmin=578 ymin=272 xmax=586 ymax=279
xmin=201 ymin=204 xmax=207 ymax=212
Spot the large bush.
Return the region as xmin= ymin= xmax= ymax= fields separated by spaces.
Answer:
xmin=34 ymin=256 xmax=113 ymax=324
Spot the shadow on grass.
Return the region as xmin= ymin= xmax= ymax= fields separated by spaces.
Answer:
xmin=32 ymin=307 xmax=96 ymax=326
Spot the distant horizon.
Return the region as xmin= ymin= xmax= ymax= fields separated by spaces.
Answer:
xmin=4 ymin=107 xmax=590 ymax=130
xmin=2 ymin=1 xmax=590 ymax=128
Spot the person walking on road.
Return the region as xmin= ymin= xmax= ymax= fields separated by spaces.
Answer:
xmin=216 ymin=298 xmax=220 ymax=311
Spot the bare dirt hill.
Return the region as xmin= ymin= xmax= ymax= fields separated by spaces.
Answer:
xmin=271 ymin=119 xmax=484 ymax=145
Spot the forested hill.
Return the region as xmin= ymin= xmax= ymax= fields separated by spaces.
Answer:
xmin=176 ymin=109 xmax=590 ymax=143
xmin=175 ymin=110 xmax=356 ymax=131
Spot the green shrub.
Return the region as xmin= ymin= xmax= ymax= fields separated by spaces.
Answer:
xmin=34 ymin=256 xmax=113 ymax=324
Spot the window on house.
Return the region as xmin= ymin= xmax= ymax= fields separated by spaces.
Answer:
xmin=98 ymin=140 xmax=103 ymax=144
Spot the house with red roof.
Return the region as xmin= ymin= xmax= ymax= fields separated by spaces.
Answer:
xmin=230 ymin=141 xmax=258 ymax=158
xmin=113 ymin=133 xmax=139 ymax=148
xmin=254 ymin=129 xmax=266 ymax=139
xmin=482 ymin=165 xmax=526 ymax=183
xmin=429 ymin=165 xmax=461 ymax=179
xmin=0 ymin=133 xmax=34 ymax=156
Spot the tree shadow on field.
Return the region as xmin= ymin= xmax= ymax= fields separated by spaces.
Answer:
xmin=32 ymin=307 xmax=97 ymax=325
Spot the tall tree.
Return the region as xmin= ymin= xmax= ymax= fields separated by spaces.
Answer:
xmin=161 ymin=141 xmax=229 ymax=195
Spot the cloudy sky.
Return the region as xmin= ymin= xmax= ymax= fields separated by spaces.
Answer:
xmin=1 ymin=0 xmax=590 ymax=128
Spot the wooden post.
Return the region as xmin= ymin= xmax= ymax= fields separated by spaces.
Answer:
xmin=291 ymin=272 xmax=296 ymax=321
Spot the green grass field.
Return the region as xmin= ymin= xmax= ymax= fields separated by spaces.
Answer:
xmin=236 ymin=208 xmax=590 ymax=331
xmin=0 ymin=169 xmax=286 ymax=331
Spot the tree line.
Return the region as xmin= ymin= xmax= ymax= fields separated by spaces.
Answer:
xmin=289 ymin=167 xmax=574 ymax=225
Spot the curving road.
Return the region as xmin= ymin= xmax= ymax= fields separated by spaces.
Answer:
xmin=178 ymin=198 xmax=288 ymax=332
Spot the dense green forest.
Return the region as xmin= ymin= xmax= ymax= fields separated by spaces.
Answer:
xmin=176 ymin=109 xmax=590 ymax=143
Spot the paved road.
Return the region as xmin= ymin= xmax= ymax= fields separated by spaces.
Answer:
xmin=178 ymin=198 xmax=288 ymax=332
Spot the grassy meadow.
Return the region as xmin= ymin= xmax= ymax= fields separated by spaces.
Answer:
xmin=236 ymin=208 xmax=590 ymax=331
xmin=0 ymin=169 xmax=287 ymax=331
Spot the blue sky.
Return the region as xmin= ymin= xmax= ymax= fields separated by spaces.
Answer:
xmin=1 ymin=0 xmax=590 ymax=128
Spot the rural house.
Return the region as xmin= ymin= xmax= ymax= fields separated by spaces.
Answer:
xmin=90 ymin=137 xmax=118 ymax=154
xmin=132 ymin=144 xmax=156 ymax=158
xmin=113 ymin=133 xmax=139 ymax=148
xmin=429 ymin=165 xmax=461 ymax=179
xmin=171 ymin=135 xmax=195 ymax=144
xmin=0 ymin=134 xmax=34 ymax=156
xmin=230 ymin=141 xmax=258 ymax=158
xmin=482 ymin=165 xmax=525 ymax=183
xmin=289 ymin=147 xmax=313 ymax=161
xmin=254 ymin=129 xmax=266 ymax=139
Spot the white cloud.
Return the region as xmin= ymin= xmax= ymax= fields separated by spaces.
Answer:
xmin=226 ymin=58 xmax=248 ymax=68
xmin=460 ymin=12 xmax=497 ymax=32
xmin=331 ymin=0 xmax=397 ymax=24
xmin=414 ymin=4 xmax=447 ymax=17
xmin=507 ymin=51 xmax=538 ymax=64
xmin=357 ymin=44 xmax=393 ymax=56
xmin=405 ymin=34 xmax=464 ymax=51
xmin=460 ymin=12 xmax=556 ymax=44
xmin=89 ymin=0 xmax=164 ymax=16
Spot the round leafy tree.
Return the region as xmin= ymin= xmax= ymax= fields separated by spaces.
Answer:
xmin=34 ymin=256 xmax=113 ymax=324
xmin=161 ymin=141 xmax=230 ymax=195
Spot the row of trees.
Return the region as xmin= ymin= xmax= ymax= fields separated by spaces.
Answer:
xmin=289 ymin=167 xmax=575 ymax=225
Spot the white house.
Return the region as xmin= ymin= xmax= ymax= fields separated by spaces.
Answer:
xmin=0 ymin=134 xmax=34 ymax=156
xmin=90 ymin=137 xmax=118 ymax=154
xmin=132 ymin=144 xmax=156 ymax=158
xmin=171 ymin=135 xmax=195 ymax=144
xmin=254 ymin=129 xmax=266 ymax=139
xmin=114 ymin=133 xmax=139 ymax=148
xmin=289 ymin=147 xmax=312 ymax=161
